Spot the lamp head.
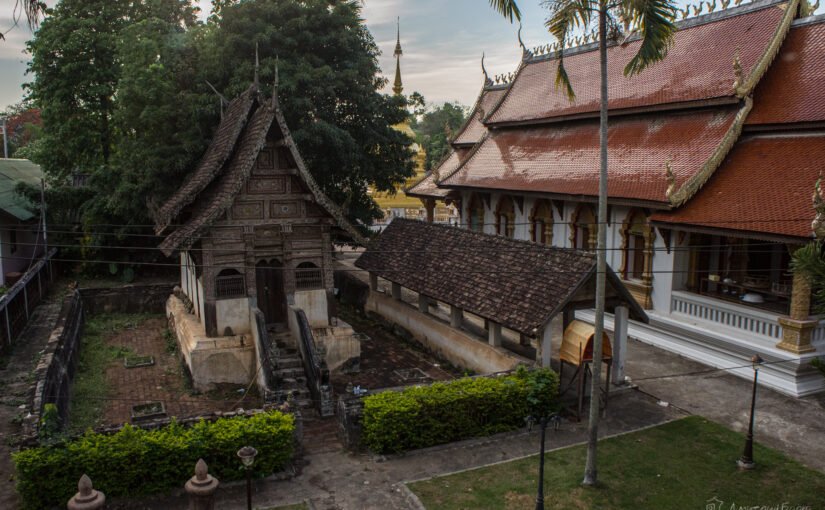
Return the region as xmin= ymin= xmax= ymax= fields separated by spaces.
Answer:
xmin=237 ymin=446 xmax=258 ymax=468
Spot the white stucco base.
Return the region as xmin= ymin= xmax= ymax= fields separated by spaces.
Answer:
xmin=576 ymin=309 xmax=825 ymax=398
xmin=313 ymin=321 xmax=360 ymax=373
xmin=365 ymin=290 xmax=532 ymax=374
xmin=294 ymin=289 xmax=329 ymax=327
xmin=167 ymin=295 xmax=256 ymax=392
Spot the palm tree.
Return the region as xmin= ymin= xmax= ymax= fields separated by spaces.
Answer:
xmin=544 ymin=0 xmax=677 ymax=487
xmin=1 ymin=0 xmax=45 ymax=41
xmin=490 ymin=0 xmax=523 ymax=21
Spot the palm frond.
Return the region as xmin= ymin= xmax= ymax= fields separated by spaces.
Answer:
xmin=791 ymin=242 xmax=825 ymax=315
xmin=545 ymin=0 xmax=592 ymax=99
xmin=622 ymin=0 xmax=678 ymax=76
xmin=489 ymin=0 xmax=522 ymax=22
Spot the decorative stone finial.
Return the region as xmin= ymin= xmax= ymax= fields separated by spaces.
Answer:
xmin=707 ymin=0 xmax=717 ymax=12
xmin=67 ymin=474 xmax=105 ymax=510
xmin=185 ymin=458 xmax=220 ymax=503
xmin=195 ymin=458 xmax=208 ymax=481
xmin=721 ymin=0 xmax=731 ymax=9
xmin=693 ymin=3 xmax=704 ymax=15
xmin=665 ymin=159 xmax=677 ymax=198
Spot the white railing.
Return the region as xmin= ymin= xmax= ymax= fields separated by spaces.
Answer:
xmin=812 ymin=322 xmax=825 ymax=347
xmin=670 ymin=291 xmax=783 ymax=340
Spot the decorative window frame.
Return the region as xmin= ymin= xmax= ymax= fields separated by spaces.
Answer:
xmin=295 ymin=261 xmax=324 ymax=291
xmin=495 ymin=195 xmax=516 ymax=238
xmin=569 ymin=204 xmax=597 ymax=250
xmin=215 ymin=268 xmax=247 ymax=299
xmin=619 ymin=209 xmax=655 ymax=308
xmin=529 ymin=199 xmax=554 ymax=245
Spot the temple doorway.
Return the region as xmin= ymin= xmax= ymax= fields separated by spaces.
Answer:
xmin=256 ymin=259 xmax=287 ymax=325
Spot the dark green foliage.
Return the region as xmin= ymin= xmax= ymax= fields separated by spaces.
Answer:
xmin=362 ymin=367 xmax=559 ymax=454
xmin=14 ymin=411 xmax=294 ymax=509
xmin=792 ymin=242 xmax=825 ymax=315
xmin=411 ymin=99 xmax=467 ymax=171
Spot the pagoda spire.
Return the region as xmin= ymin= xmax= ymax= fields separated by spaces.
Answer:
xmin=393 ymin=17 xmax=403 ymax=96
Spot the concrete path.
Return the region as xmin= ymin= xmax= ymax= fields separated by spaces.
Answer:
xmin=0 ymin=299 xmax=62 ymax=510
xmin=625 ymin=338 xmax=825 ymax=472
xmin=119 ymin=388 xmax=682 ymax=510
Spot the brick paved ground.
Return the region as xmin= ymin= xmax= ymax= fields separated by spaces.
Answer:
xmin=100 ymin=316 xmax=261 ymax=426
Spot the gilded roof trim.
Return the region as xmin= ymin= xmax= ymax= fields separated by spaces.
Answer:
xmin=667 ymin=97 xmax=753 ymax=207
xmin=734 ymin=0 xmax=800 ymax=98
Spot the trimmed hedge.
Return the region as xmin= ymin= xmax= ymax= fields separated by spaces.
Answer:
xmin=362 ymin=367 xmax=559 ymax=454
xmin=14 ymin=411 xmax=294 ymax=509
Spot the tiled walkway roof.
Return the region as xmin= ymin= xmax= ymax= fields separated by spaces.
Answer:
xmin=355 ymin=219 xmax=646 ymax=334
xmin=441 ymin=108 xmax=739 ymax=203
xmin=651 ymin=135 xmax=824 ymax=239
xmin=406 ymin=149 xmax=466 ymax=199
xmin=486 ymin=2 xmax=786 ymax=125
xmin=747 ymin=17 xmax=825 ymax=126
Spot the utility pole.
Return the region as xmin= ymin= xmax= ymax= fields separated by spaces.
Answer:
xmin=1 ymin=117 xmax=8 ymax=158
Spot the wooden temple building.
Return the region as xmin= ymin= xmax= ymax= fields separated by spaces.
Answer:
xmin=155 ymin=77 xmax=364 ymax=392
xmin=406 ymin=0 xmax=825 ymax=396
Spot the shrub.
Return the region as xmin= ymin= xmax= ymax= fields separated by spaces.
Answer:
xmin=362 ymin=367 xmax=559 ymax=454
xmin=14 ymin=411 xmax=294 ymax=509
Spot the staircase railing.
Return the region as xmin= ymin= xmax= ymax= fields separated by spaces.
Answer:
xmin=293 ymin=309 xmax=334 ymax=416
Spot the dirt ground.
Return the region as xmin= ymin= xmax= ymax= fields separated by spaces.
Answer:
xmin=100 ymin=316 xmax=260 ymax=426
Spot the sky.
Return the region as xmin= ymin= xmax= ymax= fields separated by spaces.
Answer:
xmin=1 ymin=0 xmax=823 ymax=112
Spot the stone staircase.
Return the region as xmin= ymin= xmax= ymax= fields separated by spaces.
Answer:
xmin=268 ymin=331 xmax=315 ymax=411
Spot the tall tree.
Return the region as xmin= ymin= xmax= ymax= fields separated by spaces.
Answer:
xmin=545 ymin=0 xmax=677 ymax=487
xmin=200 ymin=0 xmax=414 ymax=225
xmin=412 ymin=101 xmax=468 ymax=171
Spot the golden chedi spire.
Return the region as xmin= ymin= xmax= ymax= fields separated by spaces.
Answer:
xmin=393 ymin=17 xmax=403 ymax=96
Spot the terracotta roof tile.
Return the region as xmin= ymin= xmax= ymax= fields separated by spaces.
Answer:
xmin=747 ymin=18 xmax=825 ymax=125
xmin=406 ymin=149 xmax=465 ymax=199
xmin=355 ymin=219 xmax=597 ymax=333
xmin=441 ymin=107 xmax=739 ymax=203
xmin=651 ymin=135 xmax=823 ymax=239
xmin=453 ymin=87 xmax=508 ymax=145
xmin=487 ymin=3 xmax=785 ymax=125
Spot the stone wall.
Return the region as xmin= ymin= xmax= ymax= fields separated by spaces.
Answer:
xmin=23 ymin=290 xmax=84 ymax=442
xmin=78 ymin=282 xmax=175 ymax=315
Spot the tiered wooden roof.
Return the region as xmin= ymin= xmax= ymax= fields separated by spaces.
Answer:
xmin=355 ymin=219 xmax=646 ymax=334
xmin=418 ymin=0 xmax=825 ymax=240
xmin=156 ymin=83 xmax=366 ymax=256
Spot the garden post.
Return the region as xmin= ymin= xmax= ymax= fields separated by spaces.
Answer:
xmin=185 ymin=459 xmax=220 ymax=510
xmin=67 ymin=474 xmax=105 ymax=510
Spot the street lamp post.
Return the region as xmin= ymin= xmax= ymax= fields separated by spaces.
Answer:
xmin=529 ymin=413 xmax=560 ymax=510
xmin=237 ymin=446 xmax=258 ymax=510
xmin=737 ymin=354 xmax=764 ymax=470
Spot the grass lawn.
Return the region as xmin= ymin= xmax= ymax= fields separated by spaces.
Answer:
xmin=67 ymin=314 xmax=153 ymax=433
xmin=409 ymin=416 xmax=825 ymax=510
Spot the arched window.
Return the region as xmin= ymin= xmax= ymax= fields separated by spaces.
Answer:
xmin=295 ymin=261 xmax=323 ymax=290
xmin=215 ymin=268 xmax=246 ymax=298
xmin=571 ymin=204 xmax=596 ymax=250
xmin=467 ymin=194 xmax=485 ymax=232
xmin=495 ymin=196 xmax=516 ymax=238
xmin=621 ymin=209 xmax=654 ymax=283
xmin=530 ymin=199 xmax=554 ymax=245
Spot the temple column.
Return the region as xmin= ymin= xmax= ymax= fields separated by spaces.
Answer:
xmin=488 ymin=322 xmax=502 ymax=347
xmin=424 ymin=199 xmax=435 ymax=224
xmin=450 ymin=305 xmax=463 ymax=328
xmin=776 ymin=264 xmax=817 ymax=354
xmin=612 ymin=306 xmax=629 ymax=385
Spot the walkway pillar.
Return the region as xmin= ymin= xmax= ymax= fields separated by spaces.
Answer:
xmin=450 ymin=306 xmax=463 ymax=328
xmin=539 ymin=323 xmax=553 ymax=368
xmin=418 ymin=294 xmax=429 ymax=313
xmin=488 ymin=321 xmax=502 ymax=347
xmin=391 ymin=282 xmax=402 ymax=301
xmin=612 ymin=306 xmax=629 ymax=385
xmin=424 ymin=199 xmax=435 ymax=223
xmin=776 ymin=265 xmax=817 ymax=354
xmin=67 ymin=474 xmax=105 ymax=510
xmin=369 ymin=273 xmax=378 ymax=292
xmin=185 ymin=459 xmax=219 ymax=510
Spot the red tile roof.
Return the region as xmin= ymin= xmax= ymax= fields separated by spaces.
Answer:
xmin=487 ymin=3 xmax=786 ymax=125
xmin=441 ymin=107 xmax=739 ymax=203
xmin=453 ymin=87 xmax=508 ymax=145
xmin=747 ymin=18 xmax=825 ymax=125
xmin=651 ymin=135 xmax=823 ymax=239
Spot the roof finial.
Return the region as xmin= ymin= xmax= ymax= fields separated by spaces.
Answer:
xmin=517 ymin=23 xmax=531 ymax=59
xmin=392 ymin=17 xmax=403 ymax=96
xmin=481 ymin=53 xmax=493 ymax=87
xmin=272 ymin=55 xmax=279 ymax=101
xmin=254 ymin=42 xmax=260 ymax=88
